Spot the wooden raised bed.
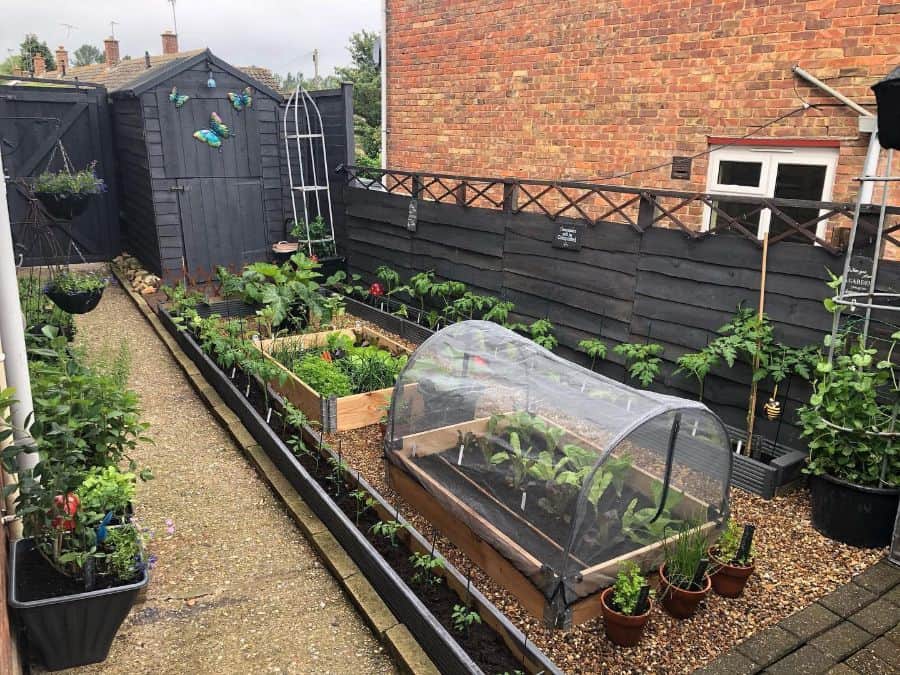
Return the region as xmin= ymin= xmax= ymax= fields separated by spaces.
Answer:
xmin=388 ymin=415 xmax=721 ymax=627
xmin=255 ymin=326 xmax=411 ymax=432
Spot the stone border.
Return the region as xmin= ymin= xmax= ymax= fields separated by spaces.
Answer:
xmin=110 ymin=268 xmax=439 ymax=675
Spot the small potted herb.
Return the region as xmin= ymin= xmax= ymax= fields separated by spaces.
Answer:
xmin=33 ymin=162 xmax=106 ymax=220
xmin=658 ymin=523 xmax=711 ymax=619
xmin=45 ymin=271 xmax=108 ymax=314
xmin=600 ymin=561 xmax=653 ymax=647
xmin=709 ymin=521 xmax=755 ymax=598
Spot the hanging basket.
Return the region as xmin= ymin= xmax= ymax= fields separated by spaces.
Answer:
xmin=35 ymin=192 xmax=93 ymax=220
xmin=45 ymin=287 xmax=104 ymax=314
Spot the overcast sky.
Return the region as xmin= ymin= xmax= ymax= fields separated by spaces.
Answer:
xmin=0 ymin=1 xmax=381 ymax=76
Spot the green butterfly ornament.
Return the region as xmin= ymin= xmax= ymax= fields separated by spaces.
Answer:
xmin=228 ymin=87 xmax=252 ymax=111
xmin=193 ymin=112 xmax=232 ymax=148
xmin=169 ymin=86 xmax=189 ymax=107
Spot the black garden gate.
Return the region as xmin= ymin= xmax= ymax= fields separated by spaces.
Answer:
xmin=0 ymin=78 xmax=119 ymax=265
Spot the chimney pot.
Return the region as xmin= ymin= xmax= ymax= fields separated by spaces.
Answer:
xmin=161 ymin=31 xmax=179 ymax=55
xmin=104 ymin=37 xmax=120 ymax=66
xmin=55 ymin=45 xmax=68 ymax=75
xmin=32 ymin=53 xmax=45 ymax=77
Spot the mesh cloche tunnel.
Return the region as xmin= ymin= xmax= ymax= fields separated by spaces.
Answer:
xmin=385 ymin=321 xmax=732 ymax=627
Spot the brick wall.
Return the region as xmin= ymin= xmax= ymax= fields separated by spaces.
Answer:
xmin=385 ymin=0 xmax=899 ymax=252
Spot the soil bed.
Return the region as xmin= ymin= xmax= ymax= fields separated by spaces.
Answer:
xmin=15 ymin=544 xmax=127 ymax=602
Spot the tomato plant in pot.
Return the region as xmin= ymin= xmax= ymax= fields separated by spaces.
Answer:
xmin=798 ymin=327 xmax=900 ymax=548
xmin=709 ymin=520 xmax=755 ymax=598
xmin=658 ymin=522 xmax=711 ymax=619
xmin=600 ymin=561 xmax=653 ymax=647
xmin=44 ymin=270 xmax=108 ymax=315
xmin=32 ymin=162 xmax=106 ymax=220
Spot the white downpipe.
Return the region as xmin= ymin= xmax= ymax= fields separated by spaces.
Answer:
xmin=0 ymin=336 xmax=23 ymax=540
xmin=860 ymin=129 xmax=881 ymax=205
xmin=380 ymin=0 xmax=388 ymax=170
xmin=0 ymin=149 xmax=37 ymax=471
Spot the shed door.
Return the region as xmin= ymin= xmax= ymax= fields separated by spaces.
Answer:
xmin=177 ymin=177 xmax=267 ymax=280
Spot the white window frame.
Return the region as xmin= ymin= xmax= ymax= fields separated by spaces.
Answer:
xmin=703 ymin=145 xmax=839 ymax=241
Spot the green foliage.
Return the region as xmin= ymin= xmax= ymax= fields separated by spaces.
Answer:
xmin=799 ymin=331 xmax=899 ymax=487
xmin=662 ymin=520 xmax=710 ymax=590
xmin=34 ymin=163 xmax=105 ymax=196
xmin=334 ymin=30 xmax=381 ymax=157
xmin=19 ymin=34 xmax=55 ymax=72
xmin=47 ymin=271 xmax=108 ymax=294
xmin=370 ymin=519 xmax=406 ymax=547
xmin=610 ymin=561 xmax=651 ymax=616
xmin=294 ymin=353 xmax=352 ymax=397
xmin=614 ymin=342 xmax=664 ymax=388
xmin=0 ymin=55 xmax=23 ymax=75
xmin=76 ymin=465 xmax=136 ymax=525
xmin=578 ymin=338 xmax=608 ymax=371
xmin=72 ymin=44 xmax=105 ymax=67
xmin=409 ymin=551 xmax=444 ymax=585
xmin=675 ymin=349 xmax=719 ymax=401
xmin=339 ymin=346 xmax=407 ymax=393
xmin=290 ymin=216 xmax=336 ymax=258
xmin=104 ymin=524 xmax=146 ymax=582
xmin=491 ymin=431 xmax=538 ymax=491
xmin=451 ymin=604 xmax=482 ymax=634
xmin=350 ymin=489 xmax=377 ymax=524
xmin=18 ymin=276 xmax=75 ymax=338
xmin=621 ymin=481 xmax=684 ymax=546
xmin=714 ymin=519 xmax=754 ymax=566
xmin=407 ymin=271 xmax=435 ymax=310
xmin=324 ymin=270 xmax=367 ymax=299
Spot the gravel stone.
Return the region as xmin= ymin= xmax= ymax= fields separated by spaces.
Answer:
xmin=62 ymin=285 xmax=396 ymax=674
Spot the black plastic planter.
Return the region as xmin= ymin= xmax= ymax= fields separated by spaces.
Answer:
xmin=35 ymin=192 xmax=92 ymax=220
xmin=8 ymin=538 xmax=148 ymax=671
xmin=45 ymin=287 xmax=104 ymax=314
xmin=158 ymin=307 xmax=561 ymax=675
xmin=809 ymin=474 xmax=900 ymax=548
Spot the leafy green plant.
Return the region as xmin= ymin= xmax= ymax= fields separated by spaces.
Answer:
xmin=287 ymin=434 xmax=319 ymax=470
xmin=325 ymin=270 xmax=367 ymax=299
xmin=369 ymin=519 xmax=406 ymax=547
xmin=291 ymin=215 xmax=336 ymax=258
xmin=294 ymin=353 xmax=353 ymax=398
xmin=337 ymin=346 xmax=407 ymax=393
xmin=103 ymin=524 xmax=148 ymax=581
xmin=350 ymin=489 xmax=378 ymax=525
xmin=610 ymin=560 xmax=652 ymax=616
xmin=614 ymin=342 xmax=664 ymax=388
xmin=409 ymin=551 xmax=444 ymax=585
xmin=47 ymin=271 xmax=108 ymax=294
xmin=621 ymin=481 xmax=684 ymax=546
xmin=675 ymin=349 xmax=719 ymax=401
xmin=34 ymin=162 xmax=105 ymax=195
xmin=451 ymin=604 xmax=482 ymax=634
xmin=76 ymin=465 xmax=135 ymax=525
xmin=662 ymin=520 xmax=710 ymax=590
xmin=407 ymin=271 xmax=435 ymax=312
xmin=482 ymin=299 xmax=515 ymax=325
xmin=713 ymin=519 xmax=754 ymax=566
xmin=327 ymin=455 xmax=348 ymax=493
xmin=376 ymin=266 xmax=403 ymax=295
xmin=578 ymin=338 xmax=608 ymax=371
xmin=490 ymin=431 xmax=537 ymax=491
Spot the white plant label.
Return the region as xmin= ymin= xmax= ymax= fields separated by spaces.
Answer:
xmin=230 ymin=367 xmax=236 ymax=379
xmin=457 ymin=444 xmax=465 ymax=465
xmin=411 ymin=443 xmax=418 ymax=458
xmin=691 ymin=419 xmax=698 ymax=437
xmin=245 ymin=383 xmax=251 ymax=397
xmin=520 ymin=492 xmax=527 ymax=511
xmin=266 ymin=408 xmax=272 ymax=424
xmin=735 ymin=440 xmax=743 ymax=455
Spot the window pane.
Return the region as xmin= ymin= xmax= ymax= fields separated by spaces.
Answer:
xmin=709 ymin=200 xmax=761 ymax=234
xmin=717 ymin=160 xmax=762 ymax=188
xmin=770 ymin=164 xmax=827 ymax=241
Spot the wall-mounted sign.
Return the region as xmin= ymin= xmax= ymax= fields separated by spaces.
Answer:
xmin=407 ymin=197 xmax=418 ymax=232
xmin=671 ymin=156 xmax=692 ymax=180
xmin=553 ymin=222 xmax=582 ymax=250
xmin=845 ymin=255 xmax=874 ymax=313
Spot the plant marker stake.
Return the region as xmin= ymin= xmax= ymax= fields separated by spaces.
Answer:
xmin=245 ymin=382 xmax=251 ymax=397
xmin=737 ymin=524 xmax=756 ymax=563
xmin=691 ymin=557 xmax=709 ymax=589
xmin=520 ymin=491 xmax=527 ymax=511
xmin=735 ymin=439 xmax=743 ymax=455
xmin=691 ymin=418 xmax=698 ymax=437
xmin=635 ymin=584 xmax=651 ymax=615
xmin=231 ymin=367 xmax=236 ymax=379
xmin=266 ymin=407 xmax=272 ymax=424
xmin=457 ymin=442 xmax=465 ymax=466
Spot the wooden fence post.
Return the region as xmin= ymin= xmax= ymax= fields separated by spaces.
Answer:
xmin=637 ymin=192 xmax=656 ymax=231
xmin=456 ymin=182 xmax=467 ymax=207
xmin=502 ymin=179 xmax=518 ymax=214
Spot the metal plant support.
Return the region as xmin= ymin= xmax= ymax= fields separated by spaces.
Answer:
xmin=824 ymin=143 xmax=900 ymax=565
xmin=283 ymin=85 xmax=336 ymax=256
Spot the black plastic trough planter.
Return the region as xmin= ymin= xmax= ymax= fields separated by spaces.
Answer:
xmin=45 ymin=287 xmax=104 ymax=315
xmin=35 ymin=192 xmax=92 ymax=220
xmin=158 ymin=307 xmax=560 ymax=675
xmin=724 ymin=424 xmax=807 ymax=500
xmin=8 ymin=538 xmax=148 ymax=671
xmin=335 ymin=294 xmax=435 ymax=344
xmin=809 ymin=474 xmax=900 ymax=548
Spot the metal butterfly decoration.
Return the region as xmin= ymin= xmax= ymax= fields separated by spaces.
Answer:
xmin=228 ymin=87 xmax=253 ymax=111
xmin=169 ymin=86 xmax=189 ymax=107
xmin=193 ymin=112 xmax=233 ymax=149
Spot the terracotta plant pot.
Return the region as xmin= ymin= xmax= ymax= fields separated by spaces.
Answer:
xmin=709 ymin=547 xmax=754 ymax=598
xmin=658 ymin=564 xmax=710 ymax=619
xmin=600 ymin=587 xmax=652 ymax=647
xmin=272 ymin=241 xmax=299 ymax=264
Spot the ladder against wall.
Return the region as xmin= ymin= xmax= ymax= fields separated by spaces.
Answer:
xmin=283 ymin=85 xmax=336 ymax=256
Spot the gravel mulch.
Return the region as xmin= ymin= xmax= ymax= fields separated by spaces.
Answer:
xmin=320 ymin=332 xmax=886 ymax=675
xmin=61 ymin=283 xmax=395 ymax=675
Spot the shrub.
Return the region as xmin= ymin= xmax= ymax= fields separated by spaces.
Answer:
xmin=33 ymin=163 xmax=106 ymax=196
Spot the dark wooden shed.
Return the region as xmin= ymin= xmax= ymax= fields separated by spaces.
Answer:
xmin=109 ymin=49 xmax=286 ymax=281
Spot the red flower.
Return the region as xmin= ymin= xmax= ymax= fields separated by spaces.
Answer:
xmin=369 ymin=282 xmax=385 ymax=297
xmin=309 ymin=254 xmax=319 ymax=263
xmin=473 ymin=356 xmax=488 ymax=367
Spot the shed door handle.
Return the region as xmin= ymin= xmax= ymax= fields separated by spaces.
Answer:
xmin=169 ymin=186 xmax=185 ymax=192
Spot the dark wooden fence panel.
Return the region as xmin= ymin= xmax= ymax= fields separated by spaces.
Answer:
xmin=0 ymin=80 xmax=119 ymax=264
xmin=340 ymin=184 xmax=900 ymax=450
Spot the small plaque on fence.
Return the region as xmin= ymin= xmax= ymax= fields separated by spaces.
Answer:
xmin=846 ymin=255 xmax=874 ymax=313
xmin=407 ymin=197 xmax=418 ymax=232
xmin=553 ymin=223 xmax=582 ymax=251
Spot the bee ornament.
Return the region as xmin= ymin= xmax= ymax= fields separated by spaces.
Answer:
xmin=763 ymin=385 xmax=782 ymax=421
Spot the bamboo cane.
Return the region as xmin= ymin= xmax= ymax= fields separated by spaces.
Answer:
xmin=745 ymin=230 xmax=770 ymax=455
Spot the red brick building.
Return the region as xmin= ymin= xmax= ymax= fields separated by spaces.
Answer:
xmin=384 ymin=0 xmax=899 ymax=249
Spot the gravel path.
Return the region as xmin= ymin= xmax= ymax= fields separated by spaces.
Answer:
xmin=66 ymin=283 xmax=395 ymax=675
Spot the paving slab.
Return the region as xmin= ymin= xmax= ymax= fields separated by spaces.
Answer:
xmin=763 ymin=645 xmax=834 ymax=675
xmin=64 ymin=285 xmax=396 ymax=674
xmin=810 ymin=622 xmax=873 ymax=661
xmin=848 ymin=599 xmax=900 ymax=636
xmin=779 ymin=602 xmax=842 ymax=641
xmin=851 ymin=561 xmax=900 ymax=595
xmin=692 ymin=650 xmax=760 ymax=675
xmin=735 ymin=626 xmax=799 ymax=668
xmin=818 ymin=584 xmax=878 ymax=618
xmin=843 ymin=647 xmax=899 ymax=675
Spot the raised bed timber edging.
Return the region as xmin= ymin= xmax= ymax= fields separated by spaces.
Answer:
xmin=255 ymin=327 xmax=411 ymax=432
xmin=157 ymin=307 xmax=561 ymax=675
